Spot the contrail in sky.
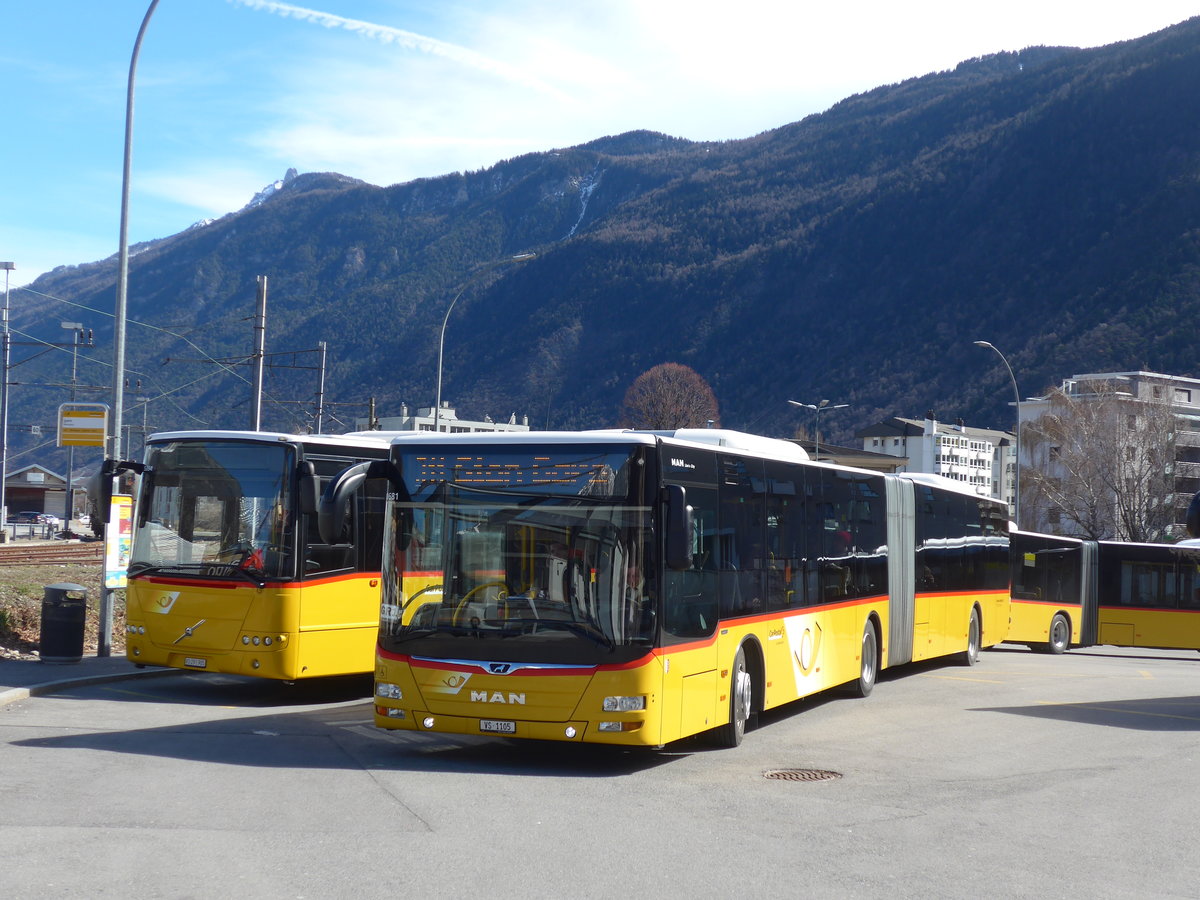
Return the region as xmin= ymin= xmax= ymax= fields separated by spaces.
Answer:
xmin=228 ymin=0 xmax=563 ymax=96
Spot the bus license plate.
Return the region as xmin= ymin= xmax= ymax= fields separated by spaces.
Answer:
xmin=480 ymin=719 xmax=516 ymax=734
xmin=184 ymin=657 xmax=207 ymax=668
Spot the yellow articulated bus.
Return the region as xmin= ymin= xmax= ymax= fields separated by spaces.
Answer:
xmin=98 ymin=430 xmax=405 ymax=680
xmin=1009 ymin=530 xmax=1200 ymax=654
xmin=321 ymin=429 xmax=1009 ymax=748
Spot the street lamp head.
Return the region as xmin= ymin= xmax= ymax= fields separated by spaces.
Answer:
xmin=973 ymin=340 xmax=994 ymax=349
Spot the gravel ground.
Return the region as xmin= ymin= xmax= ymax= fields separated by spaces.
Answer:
xmin=0 ymin=560 xmax=124 ymax=660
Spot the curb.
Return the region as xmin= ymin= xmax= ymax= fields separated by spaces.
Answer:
xmin=0 ymin=665 xmax=182 ymax=709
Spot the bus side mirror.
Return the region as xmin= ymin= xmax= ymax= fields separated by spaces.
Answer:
xmin=297 ymin=461 xmax=320 ymax=516
xmin=85 ymin=458 xmax=146 ymax=527
xmin=665 ymin=484 xmax=694 ymax=570
xmin=318 ymin=459 xmax=396 ymax=544
xmin=1187 ymin=491 xmax=1200 ymax=539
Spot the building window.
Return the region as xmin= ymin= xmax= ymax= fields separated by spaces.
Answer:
xmin=1176 ymin=388 xmax=1192 ymax=403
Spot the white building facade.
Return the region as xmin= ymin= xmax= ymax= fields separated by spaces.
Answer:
xmin=857 ymin=413 xmax=1016 ymax=516
xmin=355 ymin=403 xmax=530 ymax=434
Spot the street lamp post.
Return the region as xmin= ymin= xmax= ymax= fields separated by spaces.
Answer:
xmin=0 ymin=261 xmax=12 ymax=527
xmin=788 ymin=398 xmax=849 ymax=460
xmin=434 ymin=252 xmax=535 ymax=432
xmin=113 ymin=0 xmax=161 ymax=458
xmin=974 ymin=340 xmax=1021 ymax=528
xmin=103 ymin=0 xmax=159 ymax=658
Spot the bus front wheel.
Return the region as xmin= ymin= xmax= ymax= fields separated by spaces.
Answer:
xmin=1046 ymin=613 xmax=1070 ymax=655
xmin=850 ymin=622 xmax=877 ymax=697
xmin=961 ymin=608 xmax=981 ymax=667
xmin=715 ymin=647 xmax=752 ymax=749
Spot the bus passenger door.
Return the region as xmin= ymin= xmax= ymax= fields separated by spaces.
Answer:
xmin=660 ymin=475 xmax=720 ymax=743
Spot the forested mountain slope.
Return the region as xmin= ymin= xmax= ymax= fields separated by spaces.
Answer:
xmin=19 ymin=17 xmax=1200 ymax=458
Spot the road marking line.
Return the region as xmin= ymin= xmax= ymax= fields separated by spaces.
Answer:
xmin=923 ymin=674 xmax=1005 ymax=684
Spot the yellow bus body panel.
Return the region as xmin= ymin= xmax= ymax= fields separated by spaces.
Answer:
xmin=1007 ymin=598 xmax=1081 ymax=646
xmin=1097 ymin=606 xmax=1200 ymax=650
xmin=125 ymin=573 xmax=381 ymax=680
xmin=374 ymin=588 xmax=1009 ymax=746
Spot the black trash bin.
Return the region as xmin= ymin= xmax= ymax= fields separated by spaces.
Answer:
xmin=40 ymin=582 xmax=88 ymax=664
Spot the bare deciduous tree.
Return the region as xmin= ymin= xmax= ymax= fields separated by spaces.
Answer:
xmin=621 ymin=363 xmax=719 ymax=430
xmin=1022 ymin=382 xmax=1175 ymax=541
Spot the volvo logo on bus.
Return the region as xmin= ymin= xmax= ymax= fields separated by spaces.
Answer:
xmin=472 ymin=691 xmax=526 ymax=705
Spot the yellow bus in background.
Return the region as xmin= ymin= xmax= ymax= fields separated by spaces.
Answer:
xmin=323 ymin=429 xmax=1010 ymax=748
xmin=1009 ymin=530 xmax=1200 ymax=653
xmin=100 ymin=430 xmax=401 ymax=680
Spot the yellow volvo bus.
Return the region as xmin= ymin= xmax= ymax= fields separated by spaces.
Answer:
xmin=1009 ymin=530 xmax=1200 ymax=653
xmin=99 ymin=430 xmax=402 ymax=680
xmin=323 ymin=429 xmax=1009 ymax=748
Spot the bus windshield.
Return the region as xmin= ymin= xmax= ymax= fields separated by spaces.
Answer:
xmin=130 ymin=439 xmax=296 ymax=580
xmin=381 ymin=443 xmax=654 ymax=664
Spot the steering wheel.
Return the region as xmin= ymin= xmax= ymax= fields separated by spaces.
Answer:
xmin=452 ymin=581 xmax=509 ymax=626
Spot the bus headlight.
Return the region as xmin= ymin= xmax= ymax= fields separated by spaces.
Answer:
xmin=602 ymin=695 xmax=646 ymax=712
xmin=376 ymin=682 xmax=403 ymax=700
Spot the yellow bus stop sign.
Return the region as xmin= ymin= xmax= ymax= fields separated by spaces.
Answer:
xmin=58 ymin=403 xmax=109 ymax=447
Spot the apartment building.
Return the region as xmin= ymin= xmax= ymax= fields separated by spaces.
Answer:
xmin=1018 ymin=371 xmax=1200 ymax=537
xmin=856 ymin=413 xmax=1016 ymax=516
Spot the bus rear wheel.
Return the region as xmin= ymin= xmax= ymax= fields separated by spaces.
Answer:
xmin=1046 ymin=613 xmax=1070 ymax=655
xmin=961 ymin=608 xmax=981 ymax=667
xmin=850 ymin=622 xmax=877 ymax=697
xmin=715 ymin=647 xmax=752 ymax=748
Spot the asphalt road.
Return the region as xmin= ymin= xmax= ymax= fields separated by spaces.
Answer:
xmin=2 ymin=644 xmax=1198 ymax=899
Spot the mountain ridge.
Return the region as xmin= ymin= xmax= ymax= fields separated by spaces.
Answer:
xmin=14 ymin=16 xmax=1200 ymax=466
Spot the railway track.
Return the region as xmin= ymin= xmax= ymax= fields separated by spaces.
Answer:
xmin=0 ymin=541 xmax=105 ymax=567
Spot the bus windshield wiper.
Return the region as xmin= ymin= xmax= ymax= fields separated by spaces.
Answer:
xmin=126 ymin=560 xmax=264 ymax=588
xmin=127 ymin=561 xmax=166 ymax=577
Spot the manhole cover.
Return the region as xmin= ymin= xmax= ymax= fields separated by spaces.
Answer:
xmin=763 ymin=768 xmax=842 ymax=782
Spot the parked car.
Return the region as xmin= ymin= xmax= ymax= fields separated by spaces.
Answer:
xmin=11 ymin=511 xmax=60 ymax=527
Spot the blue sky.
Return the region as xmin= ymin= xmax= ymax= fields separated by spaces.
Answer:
xmin=4 ymin=1 xmax=1197 ymax=285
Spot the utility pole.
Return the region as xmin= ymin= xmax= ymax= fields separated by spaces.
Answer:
xmin=252 ymin=275 xmax=267 ymax=431
xmin=0 ymin=261 xmax=13 ymax=528
xmin=315 ymin=341 xmax=327 ymax=433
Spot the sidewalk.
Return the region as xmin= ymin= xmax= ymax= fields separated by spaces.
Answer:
xmin=0 ymin=652 xmax=176 ymax=708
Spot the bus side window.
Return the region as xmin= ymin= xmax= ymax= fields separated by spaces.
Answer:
xmin=302 ymin=462 xmax=360 ymax=576
xmin=718 ymin=455 xmax=765 ymax=617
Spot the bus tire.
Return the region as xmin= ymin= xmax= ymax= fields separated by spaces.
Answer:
xmin=850 ymin=622 xmax=878 ymax=698
xmin=1046 ymin=613 xmax=1070 ymax=655
xmin=715 ymin=646 xmax=751 ymax=749
xmin=961 ymin=607 xmax=981 ymax=667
